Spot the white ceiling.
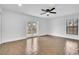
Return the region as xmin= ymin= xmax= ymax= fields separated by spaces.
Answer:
xmin=0 ymin=4 xmax=79 ymax=18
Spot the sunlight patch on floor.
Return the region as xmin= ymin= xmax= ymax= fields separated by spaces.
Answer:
xmin=65 ymin=40 xmax=78 ymax=55
xmin=26 ymin=38 xmax=38 ymax=55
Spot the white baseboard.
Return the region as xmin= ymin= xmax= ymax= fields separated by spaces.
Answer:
xmin=0 ymin=37 xmax=26 ymax=44
xmin=0 ymin=34 xmax=79 ymax=44
xmin=0 ymin=34 xmax=48 ymax=44
xmin=49 ymin=34 xmax=79 ymax=40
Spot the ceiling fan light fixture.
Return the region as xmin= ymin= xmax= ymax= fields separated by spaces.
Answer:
xmin=47 ymin=14 xmax=49 ymax=16
xmin=18 ymin=4 xmax=22 ymax=6
xmin=46 ymin=12 xmax=50 ymax=16
xmin=46 ymin=12 xmax=49 ymax=14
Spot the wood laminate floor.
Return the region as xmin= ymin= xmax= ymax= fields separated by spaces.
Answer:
xmin=0 ymin=36 xmax=79 ymax=55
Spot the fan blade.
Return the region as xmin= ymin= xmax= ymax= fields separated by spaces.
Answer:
xmin=50 ymin=8 xmax=55 ymax=11
xmin=41 ymin=9 xmax=46 ymax=11
xmin=50 ymin=12 xmax=56 ymax=14
xmin=40 ymin=13 xmax=46 ymax=15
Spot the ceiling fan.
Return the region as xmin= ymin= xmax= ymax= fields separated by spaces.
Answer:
xmin=40 ymin=7 xmax=56 ymax=16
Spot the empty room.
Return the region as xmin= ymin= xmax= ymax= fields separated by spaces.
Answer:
xmin=0 ymin=4 xmax=79 ymax=55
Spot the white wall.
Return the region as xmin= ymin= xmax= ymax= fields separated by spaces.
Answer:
xmin=0 ymin=13 xmax=1 ymax=44
xmin=2 ymin=10 xmax=27 ymax=43
xmin=36 ymin=18 xmax=48 ymax=35
xmin=49 ymin=13 xmax=79 ymax=40
xmin=1 ymin=8 xmax=79 ymax=44
xmin=1 ymin=9 xmax=47 ymax=43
